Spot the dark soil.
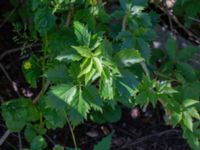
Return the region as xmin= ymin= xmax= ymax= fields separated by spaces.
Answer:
xmin=0 ymin=1 xmax=193 ymax=150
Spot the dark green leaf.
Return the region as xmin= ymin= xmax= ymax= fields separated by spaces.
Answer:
xmin=45 ymin=64 xmax=71 ymax=83
xmin=31 ymin=136 xmax=47 ymax=150
xmin=94 ymin=132 xmax=113 ymax=150
xmin=34 ymin=8 xmax=55 ymax=35
xmin=165 ymin=38 xmax=177 ymax=61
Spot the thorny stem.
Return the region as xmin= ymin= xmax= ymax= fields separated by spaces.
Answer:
xmin=66 ymin=116 xmax=78 ymax=150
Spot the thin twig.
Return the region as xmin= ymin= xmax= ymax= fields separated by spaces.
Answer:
xmin=0 ymin=7 xmax=17 ymax=29
xmin=18 ymin=132 xmax=22 ymax=150
xmin=0 ymin=62 xmax=24 ymax=145
xmin=158 ymin=6 xmax=200 ymax=44
xmin=188 ymin=16 xmax=200 ymax=24
xmin=45 ymin=134 xmax=56 ymax=146
xmin=0 ymin=63 xmax=21 ymax=146
xmin=0 ymin=63 xmax=21 ymax=97
xmin=0 ymin=130 xmax=10 ymax=146
xmin=121 ymin=129 xmax=180 ymax=149
xmin=66 ymin=116 xmax=78 ymax=150
xmin=0 ymin=43 xmax=41 ymax=61
xmin=32 ymin=81 xmax=50 ymax=104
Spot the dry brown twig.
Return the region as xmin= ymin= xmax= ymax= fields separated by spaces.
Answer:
xmin=0 ymin=7 xmax=17 ymax=29
xmin=121 ymin=129 xmax=180 ymax=149
xmin=0 ymin=63 xmax=21 ymax=146
xmin=0 ymin=43 xmax=41 ymax=61
xmin=158 ymin=5 xmax=200 ymax=44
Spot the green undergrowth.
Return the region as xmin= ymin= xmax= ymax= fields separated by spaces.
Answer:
xmin=1 ymin=0 xmax=200 ymax=149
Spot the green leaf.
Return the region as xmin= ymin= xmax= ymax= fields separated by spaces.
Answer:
xmin=93 ymin=57 xmax=103 ymax=74
xmin=137 ymin=38 xmax=151 ymax=63
xmin=72 ymin=46 xmax=92 ymax=58
xmin=85 ymin=68 xmax=97 ymax=85
xmin=99 ymin=69 xmax=115 ymax=100
xmin=30 ymin=136 xmax=47 ymax=150
xmin=170 ymin=112 xmax=182 ymax=127
xmin=46 ymin=84 xmax=77 ymax=109
xmin=53 ymin=145 xmax=65 ymax=150
xmin=45 ymin=64 xmax=70 ymax=83
xmin=188 ymin=108 xmax=200 ymax=120
xmin=83 ymin=86 xmax=104 ymax=112
xmin=74 ymin=21 xmax=91 ymax=46
xmin=135 ymin=77 xmax=157 ymax=107
xmin=103 ymin=105 xmax=122 ymax=123
xmin=94 ymin=132 xmax=113 ymax=150
xmin=177 ymin=62 xmax=197 ymax=81
xmin=116 ymin=70 xmax=139 ymax=100
xmin=157 ymin=81 xmax=178 ymax=95
xmin=71 ymin=89 xmax=90 ymax=119
xmin=165 ymin=37 xmax=177 ymax=61
xmin=22 ymin=55 xmax=42 ymax=88
xmin=134 ymin=0 xmax=148 ymax=7
xmin=69 ymin=108 xmax=84 ymax=127
xmin=183 ymin=112 xmax=193 ymax=131
xmin=79 ymin=58 xmax=93 ymax=77
xmin=119 ymin=0 xmax=133 ymax=11
xmin=46 ymin=28 xmax=75 ymax=55
xmin=24 ymin=125 xmax=37 ymax=143
xmin=183 ymin=82 xmax=200 ymax=100
xmin=43 ymin=109 xmax=66 ymax=129
xmin=2 ymin=99 xmax=39 ymax=132
xmin=177 ymin=45 xmax=197 ymax=61
xmin=56 ymin=48 xmax=82 ymax=62
xmin=182 ymin=99 xmax=199 ymax=108
xmin=34 ymin=8 xmax=55 ymax=35
xmin=116 ymin=49 xmax=144 ymax=67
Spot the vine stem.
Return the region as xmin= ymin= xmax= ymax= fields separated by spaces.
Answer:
xmin=66 ymin=116 xmax=78 ymax=150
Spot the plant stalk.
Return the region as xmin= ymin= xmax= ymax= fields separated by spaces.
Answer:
xmin=66 ymin=116 xmax=78 ymax=150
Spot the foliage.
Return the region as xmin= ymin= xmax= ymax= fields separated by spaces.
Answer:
xmin=1 ymin=0 xmax=200 ymax=149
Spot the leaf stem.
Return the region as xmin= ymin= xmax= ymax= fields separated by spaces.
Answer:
xmin=122 ymin=13 xmax=128 ymax=31
xmin=140 ymin=61 xmax=150 ymax=77
xmin=154 ymin=71 xmax=179 ymax=82
xmin=66 ymin=116 xmax=78 ymax=150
